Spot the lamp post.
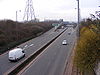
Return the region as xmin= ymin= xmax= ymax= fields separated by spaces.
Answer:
xmin=76 ymin=0 xmax=80 ymax=39
xmin=16 ymin=11 xmax=17 ymax=21
xmin=15 ymin=10 xmax=21 ymax=40
xmin=16 ymin=10 xmax=21 ymax=21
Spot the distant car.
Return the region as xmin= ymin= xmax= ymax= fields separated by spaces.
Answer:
xmin=62 ymin=40 xmax=67 ymax=45
xmin=8 ymin=48 xmax=25 ymax=62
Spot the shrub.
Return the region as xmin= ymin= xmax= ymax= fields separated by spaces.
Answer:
xmin=0 ymin=20 xmax=53 ymax=54
xmin=74 ymin=26 xmax=100 ymax=73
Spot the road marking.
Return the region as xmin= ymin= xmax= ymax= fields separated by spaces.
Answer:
xmin=23 ymin=44 xmax=34 ymax=50
xmin=29 ymin=44 xmax=34 ymax=47
xmin=24 ymin=45 xmax=28 ymax=48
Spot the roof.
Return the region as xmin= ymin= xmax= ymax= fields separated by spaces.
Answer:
xmin=9 ymin=48 xmax=22 ymax=53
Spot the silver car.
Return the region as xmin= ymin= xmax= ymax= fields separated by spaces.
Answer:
xmin=62 ymin=40 xmax=67 ymax=45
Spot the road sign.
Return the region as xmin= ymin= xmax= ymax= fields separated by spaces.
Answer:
xmin=52 ymin=23 xmax=59 ymax=26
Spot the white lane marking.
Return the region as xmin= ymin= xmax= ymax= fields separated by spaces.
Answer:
xmin=29 ymin=44 xmax=34 ymax=47
xmin=23 ymin=44 xmax=34 ymax=50
xmin=24 ymin=45 xmax=28 ymax=48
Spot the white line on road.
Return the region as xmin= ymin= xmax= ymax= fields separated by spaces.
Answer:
xmin=29 ymin=44 xmax=34 ymax=47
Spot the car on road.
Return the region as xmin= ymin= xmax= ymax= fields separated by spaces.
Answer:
xmin=62 ymin=40 xmax=67 ymax=45
xmin=8 ymin=48 xmax=25 ymax=62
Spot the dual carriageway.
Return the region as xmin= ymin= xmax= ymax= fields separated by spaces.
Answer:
xmin=0 ymin=26 xmax=76 ymax=75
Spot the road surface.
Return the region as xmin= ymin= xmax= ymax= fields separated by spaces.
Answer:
xmin=0 ymin=28 xmax=65 ymax=74
xmin=19 ymin=27 xmax=76 ymax=75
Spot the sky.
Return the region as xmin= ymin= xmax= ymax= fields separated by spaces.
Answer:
xmin=0 ymin=0 xmax=100 ymax=22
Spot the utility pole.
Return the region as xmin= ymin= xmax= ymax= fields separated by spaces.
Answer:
xmin=23 ymin=0 xmax=36 ymax=21
xmin=76 ymin=0 xmax=80 ymax=39
xmin=16 ymin=10 xmax=21 ymax=22
xmin=16 ymin=11 xmax=18 ymax=21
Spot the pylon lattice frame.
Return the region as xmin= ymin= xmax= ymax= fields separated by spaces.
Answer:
xmin=23 ymin=0 xmax=36 ymax=21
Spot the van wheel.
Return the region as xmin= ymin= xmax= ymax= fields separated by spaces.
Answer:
xmin=23 ymin=54 xmax=25 ymax=57
xmin=16 ymin=58 xmax=18 ymax=61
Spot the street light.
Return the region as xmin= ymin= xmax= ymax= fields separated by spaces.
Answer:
xmin=16 ymin=10 xmax=21 ymax=21
xmin=15 ymin=10 xmax=21 ymax=40
xmin=76 ymin=0 xmax=80 ymax=39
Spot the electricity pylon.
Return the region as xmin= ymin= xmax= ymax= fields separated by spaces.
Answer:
xmin=23 ymin=0 xmax=36 ymax=21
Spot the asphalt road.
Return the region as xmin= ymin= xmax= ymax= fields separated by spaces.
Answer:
xmin=0 ymin=28 xmax=65 ymax=74
xmin=19 ymin=27 xmax=76 ymax=75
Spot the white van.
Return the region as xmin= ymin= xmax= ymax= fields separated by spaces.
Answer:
xmin=8 ymin=48 xmax=25 ymax=61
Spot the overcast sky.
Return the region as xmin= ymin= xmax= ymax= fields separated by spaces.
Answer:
xmin=0 ymin=0 xmax=100 ymax=21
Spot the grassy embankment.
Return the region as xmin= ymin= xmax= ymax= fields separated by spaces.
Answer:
xmin=0 ymin=20 xmax=54 ymax=54
xmin=74 ymin=19 xmax=100 ymax=75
